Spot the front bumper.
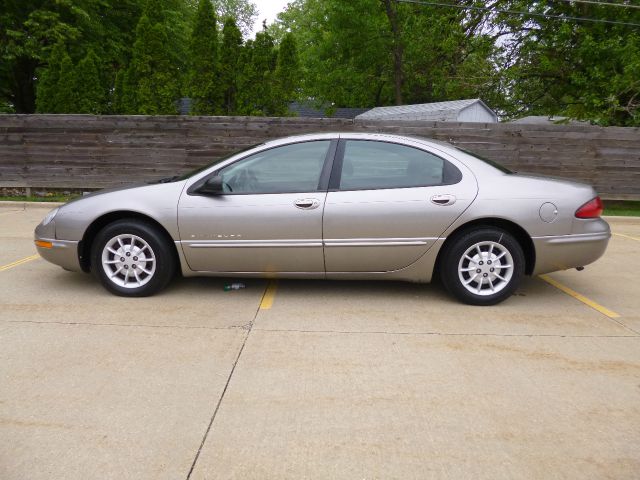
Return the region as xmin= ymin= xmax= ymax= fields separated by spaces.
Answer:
xmin=34 ymin=237 xmax=82 ymax=272
xmin=532 ymin=231 xmax=610 ymax=275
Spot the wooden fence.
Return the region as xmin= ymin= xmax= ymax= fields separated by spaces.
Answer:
xmin=0 ymin=114 xmax=639 ymax=199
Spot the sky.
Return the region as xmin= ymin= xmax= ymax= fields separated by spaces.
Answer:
xmin=250 ymin=0 xmax=292 ymax=36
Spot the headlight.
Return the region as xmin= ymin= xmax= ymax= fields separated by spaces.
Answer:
xmin=42 ymin=208 xmax=59 ymax=226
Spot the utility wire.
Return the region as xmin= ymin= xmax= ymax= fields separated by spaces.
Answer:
xmin=554 ymin=0 xmax=640 ymax=10
xmin=397 ymin=0 xmax=640 ymax=27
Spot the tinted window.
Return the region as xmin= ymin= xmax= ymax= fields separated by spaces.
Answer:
xmin=219 ymin=141 xmax=331 ymax=194
xmin=338 ymin=140 xmax=461 ymax=190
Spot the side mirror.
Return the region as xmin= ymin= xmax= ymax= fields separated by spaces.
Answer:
xmin=198 ymin=175 xmax=225 ymax=195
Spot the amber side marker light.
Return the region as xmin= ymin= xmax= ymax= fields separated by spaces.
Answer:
xmin=575 ymin=196 xmax=604 ymax=219
xmin=35 ymin=240 xmax=53 ymax=249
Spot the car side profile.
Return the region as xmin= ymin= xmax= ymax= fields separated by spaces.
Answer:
xmin=34 ymin=133 xmax=610 ymax=305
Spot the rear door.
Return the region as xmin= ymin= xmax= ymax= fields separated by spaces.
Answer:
xmin=323 ymin=138 xmax=477 ymax=272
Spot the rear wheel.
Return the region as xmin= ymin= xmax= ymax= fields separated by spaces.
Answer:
xmin=440 ymin=228 xmax=525 ymax=305
xmin=91 ymin=220 xmax=175 ymax=297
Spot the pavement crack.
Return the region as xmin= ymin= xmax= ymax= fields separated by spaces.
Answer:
xmin=604 ymin=317 xmax=640 ymax=336
xmin=185 ymin=282 xmax=266 ymax=479
xmin=5 ymin=319 xmax=245 ymax=331
xmin=253 ymin=327 xmax=640 ymax=339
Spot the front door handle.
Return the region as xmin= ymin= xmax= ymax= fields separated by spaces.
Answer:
xmin=431 ymin=194 xmax=456 ymax=206
xmin=294 ymin=198 xmax=320 ymax=210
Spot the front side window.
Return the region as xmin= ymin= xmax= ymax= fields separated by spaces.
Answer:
xmin=338 ymin=140 xmax=461 ymax=190
xmin=218 ymin=141 xmax=331 ymax=194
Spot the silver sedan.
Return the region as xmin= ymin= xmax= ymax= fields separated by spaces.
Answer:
xmin=34 ymin=133 xmax=610 ymax=305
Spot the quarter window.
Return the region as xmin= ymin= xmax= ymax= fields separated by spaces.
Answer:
xmin=218 ymin=141 xmax=331 ymax=194
xmin=338 ymin=140 xmax=461 ymax=190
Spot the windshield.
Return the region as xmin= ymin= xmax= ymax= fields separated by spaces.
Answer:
xmin=175 ymin=142 xmax=264 ymax=181
xmin=455 ymin=147 xmax=513 ymax=174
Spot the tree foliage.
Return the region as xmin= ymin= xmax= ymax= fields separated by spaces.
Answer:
xmin=211 ymin=0 xmax=258 ymax=38
xmin=236 ymin=25 xmax=277 ymax=115
xmin=4 ymin=0 xmax=639 ymax=125
xmin=274 ymin=33 xmax=301 ymax=115
xmin=218 ymin=17 xmax=243 ymax=114
xmin=74 ymin=49 xmax=105 ymax=113
xmin=125 ymin=13 xmax=180 ymax=114
xmin=491 ymin=1 xmax=640 ymax=125
xmin=272 ymin=0 xmax=501 ymax=110
xmin=54 ymin=51 xmax=76 ymax=113
xmin=186 ymin=0 xmax=219 ymax=115
xmin=35 ymin=42 xmax=67 ymax=113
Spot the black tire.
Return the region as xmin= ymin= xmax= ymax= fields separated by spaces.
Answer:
xmin=91 ymin=219 xmax=176 ymax=297
xmin=439 ymin=227 xmax=525 ymax=306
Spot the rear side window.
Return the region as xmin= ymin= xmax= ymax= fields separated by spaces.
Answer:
xmin=338 ymin=140 xmax=461 ymax=191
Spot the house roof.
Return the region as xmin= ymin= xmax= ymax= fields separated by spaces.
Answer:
xmin=288 ymin=102 xmax=371 ymax=119
xmin=510 ymin=115 xmax=588 ymax=125
xmin=356 ymin=99 xmax=495 ymax=121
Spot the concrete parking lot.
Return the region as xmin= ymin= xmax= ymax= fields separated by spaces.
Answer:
xmin=1 ymin=203 xmax=639 ymax=480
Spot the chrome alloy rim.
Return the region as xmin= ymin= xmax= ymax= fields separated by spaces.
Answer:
xmin=101 ymin=234 xmax=156 ymax=288
xmin=458 ymin=241 xmax=514 ymax=296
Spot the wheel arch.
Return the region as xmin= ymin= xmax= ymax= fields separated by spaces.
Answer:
xmin=435 ymin=218 xmax=536 ymax=276
xmin=79 ymin=211 xmax=179 ymax=273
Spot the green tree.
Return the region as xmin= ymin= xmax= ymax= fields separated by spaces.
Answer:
xmin=273 ymin=0 xmax=501 ymax=110
xmin=1 ymin=0 xmax=82 ymax=112
xmin=126 ymin=13 xmax=180 ymax=114
xmin=35 ymin=42 xmax=67 ymax=113
xmin=187 ymin=0 xmax=219 ymax=115
xmin=494 ymin=1 xmax=640 ymax=125
xmin=219 ymin=17 xmax=244 ymax=114
xmin=273 ymin=32 xmax=300 ymax=115
xmin=211 ymin=0 xmax=258 ymax=37
xmin=1 ymin=0 xmax=142 ymax=113
xmin=74 ymin=49 xmax=105 ymax=113
xmin=54 ymin=52 xmax=77 ymax=113
xmin=237 ymin=23 xmax=278 ymax=115
xmin=113 ymin=69 xmax=126 ymax=113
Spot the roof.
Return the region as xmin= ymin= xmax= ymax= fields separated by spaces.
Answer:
xmin=288 ymin=102 xmax=371 ymax=119
xmin=356 ymin=99 xmax=495 ymax=121
xmin=510 ymin=115 xmax=589 ymax=125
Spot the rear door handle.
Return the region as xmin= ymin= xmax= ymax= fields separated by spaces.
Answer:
xmin=431 ymin=194 xmax=456 ymax=206
xmin=294 ymin=198 xmax=320 ymax=210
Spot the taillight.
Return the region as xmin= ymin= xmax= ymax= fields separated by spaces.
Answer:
xmin=575 ymin=196 xmax=604 ymax=218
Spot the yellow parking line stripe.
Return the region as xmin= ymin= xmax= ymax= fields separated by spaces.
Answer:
xmin=612 ymin=232 xmax=640 ymax=242
xmin=259 ymin=280 xmax=278 ymax=310
xmin=539 ymin=274 xmax=620 ymax=319
xmin=0 ymin=254 xmax=40 ymax=272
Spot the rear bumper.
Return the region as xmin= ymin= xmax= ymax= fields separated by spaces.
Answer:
xmin=532 ymin=231 xmax=610 ymax=275
xmin=34 ymin=237 xmax=82 ymax=272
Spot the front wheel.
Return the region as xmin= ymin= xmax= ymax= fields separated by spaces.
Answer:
xmin=91 ymin=220 xmax=176 ymax=297
xmin=440 ymin=228 xmax=525 ymax=306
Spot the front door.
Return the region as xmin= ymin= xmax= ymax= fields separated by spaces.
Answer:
xmin=178 ymin=140 xmax=334 ymax=273
xmin=323 ymin=139 xmax=477 ymax=272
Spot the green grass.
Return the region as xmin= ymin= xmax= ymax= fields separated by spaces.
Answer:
xmin=0 ymin=194 xmax=80 ymax=203
xmin=603 ymin=200 xmax=640 ymax=217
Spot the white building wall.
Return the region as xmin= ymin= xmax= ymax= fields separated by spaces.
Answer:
xmin=458 ymin=103 xmax=497 ymax=123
